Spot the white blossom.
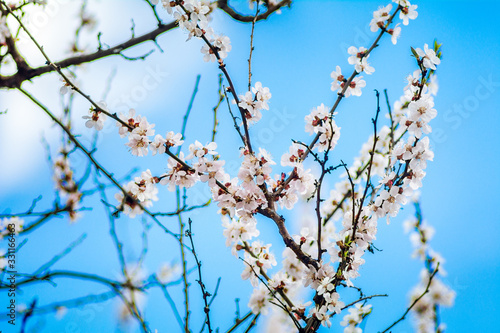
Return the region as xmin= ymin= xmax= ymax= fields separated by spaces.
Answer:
xmin=415 ymin=44 xmax=440 ymax=70
xmin=370 ymin=4 xmax=393 ymax=32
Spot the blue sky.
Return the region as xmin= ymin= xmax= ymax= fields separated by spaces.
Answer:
xmin=1 ymin=0 xmax=499 ymax=332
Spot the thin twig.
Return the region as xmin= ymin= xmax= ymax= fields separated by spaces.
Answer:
xmin=186 ymin=218 xmax=214 ymax=333
xmin=177 ymin=75 xmax=201 ymax=155
xmin=247 ymin=2 xmax=259 ymax=91
xmin=212 ymin=74 xmax=224 ymax=142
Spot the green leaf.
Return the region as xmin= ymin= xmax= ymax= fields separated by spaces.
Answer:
xmin=411 ymin=46 xmax=419 ymax=59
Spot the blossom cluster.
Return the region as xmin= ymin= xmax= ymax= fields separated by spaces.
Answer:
xmin=53 ymin=155 xmax=82 ymax=222
xmin=306 ymin=264 xmax=345 ymax=327
xmin=330 ymin=0 xmax=419 ymax=99
xmin=274 ymin=142 xmax=316 ymax=210
xmin=304 ymin=103 xmax=341 ymax=152
xmin=82 ymin=101 xmax=108 ymax=131
xmin=311 ymin=40 xmax=439 ymax=328
xmin=160 ymin=143 xmax=217 ymax=191
xmin=241 ymin=241 xmax=277 ymax=286
xmin=404 ymin=205 xmax=456 ymax=333
xmin=371 ymin=1 xmax=418 ymax=32
xmin=371 ymin=47 xmax=439 ymax=221
xmin=237 ymin=82 xmax=272 ymax=125
xmin=70 ymin=0 xmax=449 ymax=330
xmin=331 ymin=52 xmax=438 ymax=284
xmin=116 ymin=109 xmax=156 ymax=156
xmin=215 ymin=148 xmax=272 ymax=247
xmin=154 ymin=0 xmax=232 ymax=63
xmin=115 ymin=169 xmax=159 ymax=218
xmin=330 ymin=66 xmax=366 ymax=97
xmin=340 ymin=303 xmax=372 ymax=333
xmin=238 ymin=2 xmax=434 ymax=329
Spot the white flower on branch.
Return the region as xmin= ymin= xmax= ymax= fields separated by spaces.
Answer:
xmin=186 ymin=140 xmax=217 ymax=160
xmin=398 ymin=1 xmax=418 ymax=26
xmin=159 ymin=0 xmax=176 ymax=15
xmin=408 ymin=95 xmax=437 ymax=124
xmin=330 ymin=65 xmax=345 ymax=92
xmin=340 ymin=303 xmax=372 ymax=333
xmin=165 ymin=131 xmax=184 ymax=147
xmin=236 ymin=82 xmax=271 ymax=125
xmin=184 ymin=0 xmax=210 ymax=23
xmin=116 ymin=109 xmax=137 ymax=138
xmin=344 ymin=76 xmax=366 ymax=97
xmin=150 ymin=135 xmax=167 ymax=155
xmin=130 ymin=169 xmax=159 ymax=203
xmin=59 ymin=72 xmax=77 ymax=95
xmin=309 ymin=305 xmax=332 ymax=328
xmin=194 ymin=157 xmax=225 ymax=187
xmin=201 ymin=34 xmax=232 ymax=62
xmin=124 ymin=117 xmax=155 ymax=156
xmin=347 ymin=46 xmax=375 ymax=74
xmin=305 ymin=103 xmax=341 ymax=151
xmin=389 ymin=23 xmax=402 ymax=45
xmin=415 ymin=43 xmax=440 ymax=70
xmin=251 ymin=81 xmax=272 ymax=110
xmin=370 ymin=4 xmax=393 ymax=32
xmin=160 ymin=152 xmax=198 ymax=191
xmin=248 ymin=284 xmax=270 ymax=315
xmin=281 ymin=142 xmax=306 ymax=167
xmin=323 ymin=291 xmax=344 ymax=314
xmin=126 ymin=133 xmax=151 ymax=156
xmin=82 ymin=101 xmax=108 ymax=131
xmin=115 ymin=182 xmax=146 ymax=218
xmin=222 ymin=216 xmax=259 ymax=248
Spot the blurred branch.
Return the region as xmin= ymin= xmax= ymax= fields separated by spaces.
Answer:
xmin=212 ymin=74 xmax=224 ymax=142
xmin=33 ymin=234 xmax=87 ymax=275
xmin=225 ymin=310 xmax=253 ymax=333
xmin=379 ymin=265 xmax=439 ymax=333
xmin=0 ymin=7 xmax=177 ymax=89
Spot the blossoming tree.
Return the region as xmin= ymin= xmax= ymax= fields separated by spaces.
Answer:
xmin=0 ymin=0 xmax=455 ymax=332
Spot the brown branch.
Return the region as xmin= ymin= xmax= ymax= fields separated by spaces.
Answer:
xmin=4 ymin=31 xmax=30 ymax=73
xmin=0 ymin=16 xmax=177 ymax=88
xmin=258 ymin=207 xmax=318 ymax=270
xmin=217 ymin=0 xmax=291 ymax=22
